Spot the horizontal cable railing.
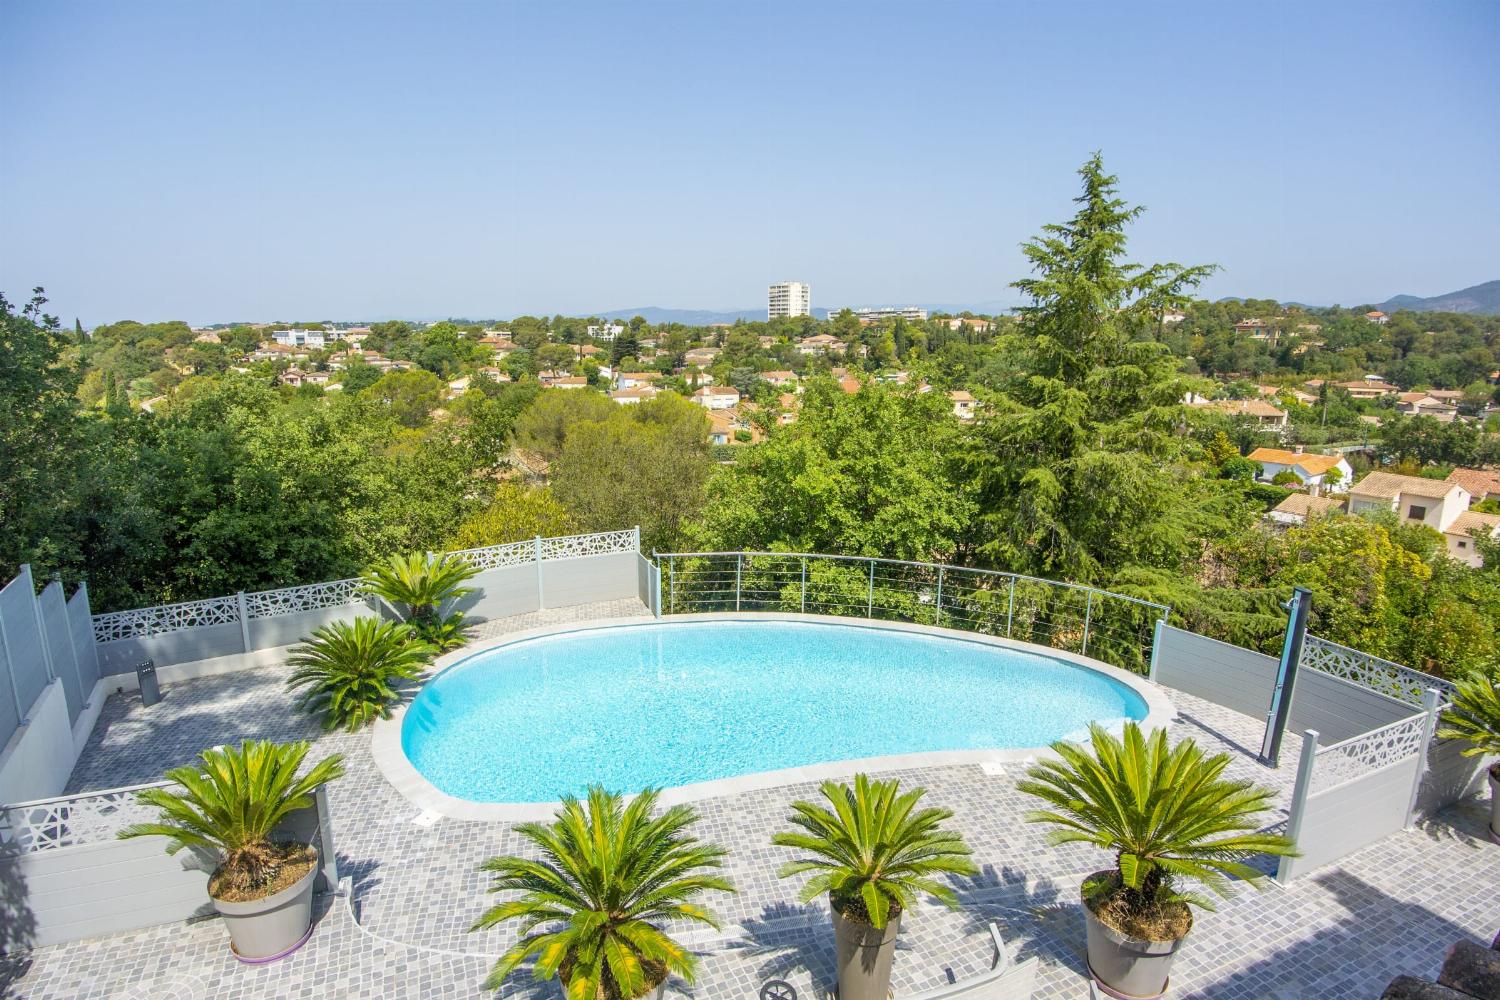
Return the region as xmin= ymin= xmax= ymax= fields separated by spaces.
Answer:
xmin=92 ymin=529 xmax=641 ymax=642
xmin=656 ymin=551 xmax=1170 ymax=674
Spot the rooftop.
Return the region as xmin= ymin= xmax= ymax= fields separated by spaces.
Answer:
xmin=1351 ymin=470 xmax=1467 ymax=500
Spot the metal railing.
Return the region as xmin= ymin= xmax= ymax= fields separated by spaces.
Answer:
xmin=655 ymin=551 xmax=1170 ymax=674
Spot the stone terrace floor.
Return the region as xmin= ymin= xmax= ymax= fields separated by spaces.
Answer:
xmin=5 ymin=600 xmax=1499 ymax=999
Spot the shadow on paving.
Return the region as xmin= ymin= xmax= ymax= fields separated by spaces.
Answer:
xmin=1180 ymin=804 xmax=1500 ymax=998
xmin=65 ymin=670 xmax=325 ymax=792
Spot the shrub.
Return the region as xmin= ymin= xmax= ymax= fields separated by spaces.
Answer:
xmin=360 ymin=551 xmax=479 ymax=649
xmin=119 ymin=740 xmax=345 ymax=898
xmin=771 ymin=773 xmax=977 ymax=928
xmin=470 ymin=787 xmax=734 ymax=998
xmin=1437 ymin=677 xmax=1500 ymax=780
xmin=1018 ymin=723 xmax=1295 ymax=940
xmin=286 ymin=617 xmax=435 ymax=731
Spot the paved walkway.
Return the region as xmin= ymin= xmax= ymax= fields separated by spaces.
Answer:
xmin=6 ymin=602 xmax=1499 ymax=999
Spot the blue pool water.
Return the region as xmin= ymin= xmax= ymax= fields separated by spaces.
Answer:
xmin=401 ymin=620 xmax=1148 ymax=803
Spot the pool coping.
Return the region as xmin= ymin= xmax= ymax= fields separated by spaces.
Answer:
xmin=369 ymin=612 xmax=1177 ymax=822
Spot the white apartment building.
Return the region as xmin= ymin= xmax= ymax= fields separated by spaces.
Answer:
xmin=768 ymin=281 xmax=811 ymax=320
xmin=1347 ymin=470 xmax=1500 ymax=567
xmin=273 ymin=328 xmax=328 ymax=349
xmin=843 ymin=306 xmax=928 ymax=322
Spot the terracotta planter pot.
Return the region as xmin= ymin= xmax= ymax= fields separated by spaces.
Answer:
xmin=1083 ymin=899 xmax=1187 ymax=1000
xmin=831 ymin=902 xmax=901 ymax=1000
xmin=212 ymin=853 xmax=319 ymax=962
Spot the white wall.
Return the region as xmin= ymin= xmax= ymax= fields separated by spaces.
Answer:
xmin=0 ymin=683 xmax=74 ymax=804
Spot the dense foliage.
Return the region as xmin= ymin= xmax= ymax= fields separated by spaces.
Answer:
xmin=3 ymin=155 xmax=1497 ymax=683
xmin=1018 ymin=724 xmax=1295 ymax=938
xmin=285 ymin=617 xmax=435 ymax=731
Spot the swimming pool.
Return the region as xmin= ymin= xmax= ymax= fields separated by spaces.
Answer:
xmin=394 ymin=618 xmax=1162 ymax=806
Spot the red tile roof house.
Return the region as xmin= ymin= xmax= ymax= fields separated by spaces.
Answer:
xmin=1246 ymin=449 xmax=1354 ymax=491
xmin=1348 ymin=471 xmax=1499 ymax=567
xmin=692 ymin=385 xmax=741 ymax=410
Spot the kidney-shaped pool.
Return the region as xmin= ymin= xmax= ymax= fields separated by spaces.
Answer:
xmin=396 ymin=619 xmax=1163 ymax=805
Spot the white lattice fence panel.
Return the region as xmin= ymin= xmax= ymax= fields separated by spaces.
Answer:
xmin=243 ymin=578 xmax=363 ymax=619
xmin=1311 ymin=711 xmax=1429 ymax=793
xmin=92 ymin=596 xmax=239 ymax=642
xmin=1 ymin=783 xmax=168 ymax=852
xmin=540 ymin=529 xmax=637 ymax=561
xmin=1302 ymin=635 xmax=1456 ymax=707
xmin=450 ymin=539 xmax=535 ymax=570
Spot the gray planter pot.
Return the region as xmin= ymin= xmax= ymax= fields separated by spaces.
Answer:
xmin=212 ymin=855 xmax=319 ymax=962
xmin=1489 ymin=767 xmax=1499 ymax=845
xmin=1083 ymin=899 xmax=1187 ymax=1000
xmin=831 ymin=902 xmax=902 ymax=1000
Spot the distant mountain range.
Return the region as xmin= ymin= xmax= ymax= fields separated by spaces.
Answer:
xmin=1375 ymin=280 xmax=1500 ymax=316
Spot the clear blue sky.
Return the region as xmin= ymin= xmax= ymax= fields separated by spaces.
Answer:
xmin=3 ymin=1 xmax=1497 ymax=325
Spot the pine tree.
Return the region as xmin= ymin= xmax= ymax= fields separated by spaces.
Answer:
xmin=968 ymin=154 xmax=1220 ymax=582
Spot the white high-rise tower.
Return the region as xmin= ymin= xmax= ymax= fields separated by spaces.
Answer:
xmin=768 ymin=281 xmax=811 ymax=319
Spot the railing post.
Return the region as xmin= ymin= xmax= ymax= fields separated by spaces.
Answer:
xmin=1083 ymin=591 xmax=1097 ymax=655
xmin=735 ymin=554 xmax=742 ymax=612
xmin=668 ymin=556 xmax=675 ymax=615
xmin=1276 ymin=729 xmax=1320 ymax=884
xmin=935 ymin=566 xmax=944 ymax=626
xmin=633 ymin=524 xmax=640 ymax=553
xmin=1006 ymin=576 xmax=1016 ymax=637
xmin=867 ymin=559 xmax=875 ymax=618
xmin=236 ymin=591 xmax=252 ymax=653
xmin=1148 ymin=617 xmax=1165 ymax=682
xmin=534 ymin=536 xmax=545 ymax=610
xmin=1406 ymin=688 xmax=1443 ymax=829
xmin=315 ymin=784 xmax=339 ymax=889
xmin=800 ymin=557 xmax=807 ymax=614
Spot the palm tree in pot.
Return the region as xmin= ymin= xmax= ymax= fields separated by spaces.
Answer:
xmin=120 ymin=740 xmax=346 ymax=961
xmin=1018 ymin=723 xmax=1296 ymax=999
xmin=360 ymin=551 xmax=479 ymax=650
xmin=771 ymin=774 xmax=978 ymax=1000
xmin=470 ymin=786 xmax=734 ymax=999
xmin=286 ymin=616 xmax=435 ymax=731
xmin=1437 ymin=676 xmax=1500 ymax=843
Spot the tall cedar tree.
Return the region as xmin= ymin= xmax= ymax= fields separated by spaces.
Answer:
xmin=968 ymin=154 xmax=1219 ymax=582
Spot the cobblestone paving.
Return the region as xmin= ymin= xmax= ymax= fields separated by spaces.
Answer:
xmin=7 ymin=604 xmax=1499 ymax=999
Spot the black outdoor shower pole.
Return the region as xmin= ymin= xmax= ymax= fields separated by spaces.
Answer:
xmin=1261 ymin=586 xmax=1312 ymax=767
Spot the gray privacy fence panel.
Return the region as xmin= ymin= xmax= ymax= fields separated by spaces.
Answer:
xmin=0 ymin=616 xmax=18 ymax=756
xmin=96 ymin=622 xmax=245 ymax=677
xmin=1151 ymin=625 xmax=1277 ymax=719
xmin=542 ymin=551 xmax=640 ymax=606
xmin=456 ymin=564 xmax=541 ymax=620
xmin=36 ymin=583 xmax=82 ymax=721
xmin=0 ymin=567 xmax=50 ymax=717
xmin=1415 ymin=738 xmax=1493 ymax=815
xmin=1277 ymin=754 xmax=1423 ymax=880
xmin=1 ymin=783 xmax=337 ymax=948
xmin=244 ymin=601 xmax=369 ymax=649
xmin=66 ymin=585 xmax=99 ymax=698
xmin=636 ymin=553 xmax=654 ymax=612
xmin=1285 ymin=669 xmax=1415 ymax=747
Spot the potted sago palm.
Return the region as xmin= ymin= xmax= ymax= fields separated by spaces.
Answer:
xmin=360 ymin=551 xmax=480 ymax=650
xmin=1018 ymin=723 xmax=1296 ymax=999
xmin=470 ymin=786 xmax=735 ymax=999
xmin=286 ymin=616 xmax=435 ymax=731
xmin=770 ymin=774 xmax=978 ymax=1000
xmin=120 ymin=740 xmax=346 ymax=961
xmin=1437 ymin=676 xmax=1500 ymax=843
